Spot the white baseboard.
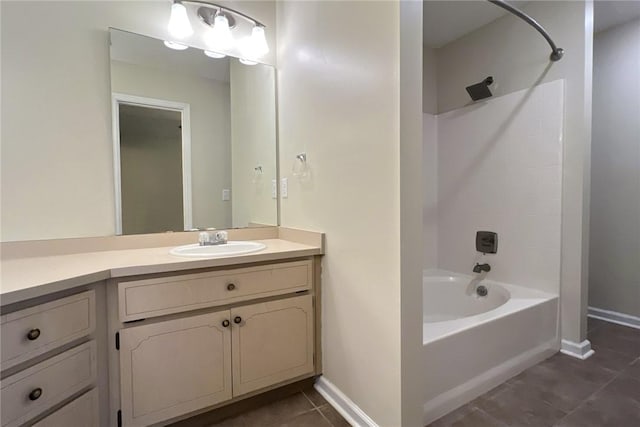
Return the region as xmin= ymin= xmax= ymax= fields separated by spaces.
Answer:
xmin=423 ymin=339 xmax=558 ymax=425
xmin=314 ymin=376 xmax=378 ymax=427
xmin=560 ymin=339 xmax=595 ymax=360
xmin=588 ymin=307 xmax=640 ymax=330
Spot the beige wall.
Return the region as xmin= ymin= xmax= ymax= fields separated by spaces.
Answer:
xmin=0 ymin=0 xmax=275 ymax=242
xmin=111 ymin=60 xmax=232 ymax=229
xmin=399 ymin=1 xmax=424 ymax=425
xmin=277 ymin=1 xmax=406 ymax=425
xmin=230 ymin=60 xmax=278 ymax=228
xmin=432 ymin=0 xmax=593 ymax=345
xmin=589 ymin=19 xmax=640 ymax=318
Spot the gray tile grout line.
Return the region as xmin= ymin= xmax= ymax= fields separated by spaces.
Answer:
xmin=315 ymin=406 xmax=338 ymax=427
xmin=300 ymin=389 xmax=340 ymax=427
xmin=301 ymin=390 xmax=342 ymax=427
xmin=552 ymin=352 xmax=640 ymax=425
xmin=431 ymin=320 xmax=640 ymax=427
xmin=474 ymin=406 xmax=510 ymax=427
xmin=300 ymin=390 xmax=314 ymax=406
xmin=301 ymin=390 xmax=322 ymax=409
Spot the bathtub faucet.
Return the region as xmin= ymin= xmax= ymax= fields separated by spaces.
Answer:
xmin=473 ymin=263 xmax=491 ymax=273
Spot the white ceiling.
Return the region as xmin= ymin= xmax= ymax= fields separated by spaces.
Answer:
xmin=423 ymin=1 xmax=528 ymax=48
xmin=594 ymin=0 xmax=640 ymax=33
xmin=110 ymin=28 xmax=230 ymax=83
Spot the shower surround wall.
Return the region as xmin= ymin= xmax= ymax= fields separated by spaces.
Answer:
xmin=437 ymin=80 xmax=564 ymax=294
xmin=430 ymin=0 xmax=592 ymax=349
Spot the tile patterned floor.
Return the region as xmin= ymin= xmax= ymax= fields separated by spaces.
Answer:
xmin=428 ymin=318 xmax=640 ymax=427
xmin=208 ymin=387 xmax=349 ymax=427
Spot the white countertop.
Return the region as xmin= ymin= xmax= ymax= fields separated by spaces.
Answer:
xmin=0 ymin=239 xmax=321 ymax=306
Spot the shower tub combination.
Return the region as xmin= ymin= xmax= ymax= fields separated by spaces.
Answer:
xmin=422 ymin=271 xmax=559 ymax=425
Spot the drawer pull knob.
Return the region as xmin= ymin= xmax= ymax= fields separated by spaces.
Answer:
xmin=221 ymin=319 xmax=230 ymax=328
xmin=234 ymin=316 xmax=242 ymax=324
xmin=227 ymin=283 xmax=236 ymax=291
xmin=28 ymin=388 xmax=43 ymax=401
xmin=27 ymin=328 xmax=41 ymax=341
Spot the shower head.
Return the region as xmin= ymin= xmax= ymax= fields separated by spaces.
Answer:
xmin=466 ymin=76 xmax=494 ymax=101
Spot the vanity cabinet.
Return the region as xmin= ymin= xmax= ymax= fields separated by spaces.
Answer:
xmin=1 ymin=290 xmax=96 ymax=370
xmin=111 ymin=259 xmax=319 ymax=427
xmin=231 ymin=296 xmax=314 ymax=396
xmin=118 ymin=311 xmax=232 ymax=427
xmin=0 ymin=290 xmax=100 ymax=427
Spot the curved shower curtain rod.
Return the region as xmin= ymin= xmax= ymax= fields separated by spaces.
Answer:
xmin=487 ymin=0 xmax=564 ymax=61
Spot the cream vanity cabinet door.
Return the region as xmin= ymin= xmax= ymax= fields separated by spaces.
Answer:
xmin=32 ymin=388 xmax=99 ymax=427
xmin=119 ymin=311 xmax=232 ymax=427
xmin=231 ymin=295 xmax=314 ymax=396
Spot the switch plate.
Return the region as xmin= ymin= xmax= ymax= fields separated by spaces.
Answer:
xmin=222 ymin=189 xmax=231 ymax=201
xmin=280 ymin=178 xmax=288 ymax=198
xmin=271 ymin=179 xmax=277 ymax=199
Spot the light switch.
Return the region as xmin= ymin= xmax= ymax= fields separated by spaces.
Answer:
xmin=280 ymin=178 xmax=288 ymax=198
xmin=271 ymin=179 xmax=277 ymax=199
xmin=222 ymin=189 xmax=231 ymax=201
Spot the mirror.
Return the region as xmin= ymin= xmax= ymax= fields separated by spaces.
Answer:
xmin=110 ymin=28 xmax=277 ymax=235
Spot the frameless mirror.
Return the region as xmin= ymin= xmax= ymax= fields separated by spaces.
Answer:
xmin=109 ymin=28 xmax=277 ymax=235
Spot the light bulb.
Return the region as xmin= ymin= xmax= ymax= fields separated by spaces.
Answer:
xmin=239 ymin=58 xmax=258 ymax=66
xmin=249 ymin=25 xmax=269 ymax=56
xmin=164 ymin=40 xmax=189 ymax=50
xmin=168 ymin=2 xmax=193 ymax=39
xmin=204 ymin=50 xmax=226 ymax=59
xmin=206 ymin=13 xmax=233 ymax=50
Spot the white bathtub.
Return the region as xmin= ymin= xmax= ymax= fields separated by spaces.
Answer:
xmin=422 ymin=271 xmax=559 ymax=425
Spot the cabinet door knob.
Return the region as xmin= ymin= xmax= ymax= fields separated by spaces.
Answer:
xmin=233 ymin=316 xmax=242 ymax=324
xmin=227 ymin=283 xmax=236 ymax=291
xmin=28 ymin=388 xmax=43 ymax=401
xmin=27 ymin=328 xmax=41 ymax=341
xmin=221 ymin=319 xmax=230 ymax=328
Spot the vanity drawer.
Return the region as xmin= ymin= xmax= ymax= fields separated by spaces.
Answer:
xmin=1 ymin=341 xmax=97 ymax=427
xmin=119 ymin=260 xmax=312 ymax=321
xmin=1 ymin=290 xmax=96 ymax=370
xmin=32 ymin=388 xmax=99 ymax=427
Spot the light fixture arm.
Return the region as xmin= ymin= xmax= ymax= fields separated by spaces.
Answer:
xmin=176 ymin=0 xmax=266 ymax=28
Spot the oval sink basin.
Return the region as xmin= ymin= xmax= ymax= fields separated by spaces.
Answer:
xmin=169 ymin=241 xmax=266 ymax=258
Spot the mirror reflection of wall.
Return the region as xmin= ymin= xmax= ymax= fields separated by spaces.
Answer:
xmin=110 ymin=28 xmax=277 ymax=235
xmin=588 ymin=3 xmax=640 ymax=323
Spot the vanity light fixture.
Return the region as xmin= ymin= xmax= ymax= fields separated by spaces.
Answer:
xmin=204 ymin=50 xmax=226 ymax=59
xmin=168 ymin=1 xmax=194 ymax=38
xmin=206 ymin=12 xmax=233 ymax=50
xmin=165 ymin=0 xmax=269 ymax=62
xmin=164 ymin=40 xmax=189 ymax=50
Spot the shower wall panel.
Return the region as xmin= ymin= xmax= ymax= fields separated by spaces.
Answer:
xmin=437 ymin=79 xmax=564 ymax=294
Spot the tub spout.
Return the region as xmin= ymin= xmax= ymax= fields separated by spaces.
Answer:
xmin=473 ymin=263 xmax=491 ymax=273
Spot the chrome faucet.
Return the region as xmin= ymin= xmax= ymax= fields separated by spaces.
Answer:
xmin=473 ymin=263 xmax=491 ymax=273
xmin=199 ymin=231 xmax=228 ymax=246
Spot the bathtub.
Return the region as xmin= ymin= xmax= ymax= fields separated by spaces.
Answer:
xmin=422 ymin=271 xmax=559 ymax=425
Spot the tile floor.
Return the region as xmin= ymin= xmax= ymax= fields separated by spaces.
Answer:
xmin=208 ymin=387 xmax=349 ymax=427
xmin=180 ymin=318 xmax=639 ymax=427
xmin=429 ymin=318 xmax=640 ymax=427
